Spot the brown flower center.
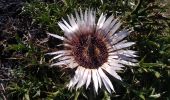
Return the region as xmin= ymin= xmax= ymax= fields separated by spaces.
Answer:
xmin=70 ymin=32 xmax=108 ymax=69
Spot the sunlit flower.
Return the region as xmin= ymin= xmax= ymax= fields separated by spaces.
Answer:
xmin=47 ymin=9 xmax=137 ymax=93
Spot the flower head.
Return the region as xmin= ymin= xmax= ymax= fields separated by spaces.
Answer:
xmin=47 ymin=9 xmax=137 ymax=93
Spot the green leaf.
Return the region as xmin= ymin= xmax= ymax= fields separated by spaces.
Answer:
xmin=154 ymin=71 xmax=161 ymax=78
xmin=23 ymin=92 xmax=30 ymax=100
xmin=139 ymin=94 xmax=145 ymax=100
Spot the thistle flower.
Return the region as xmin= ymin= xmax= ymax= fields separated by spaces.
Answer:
xmin=47 ymin=9 xmax=137 ymax=93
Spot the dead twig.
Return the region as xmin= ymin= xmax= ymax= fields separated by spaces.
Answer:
xmin=0 ymin=83 xmax=7 ymax=100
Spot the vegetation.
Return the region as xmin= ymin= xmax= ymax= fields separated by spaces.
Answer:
xmin=0 ymin=0 xmax=170 ymax=99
